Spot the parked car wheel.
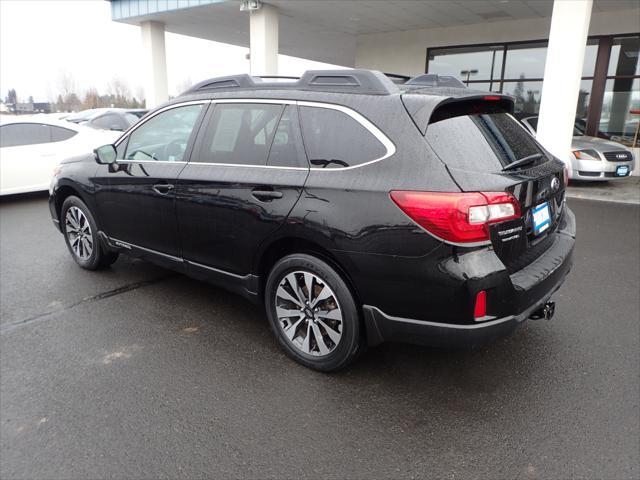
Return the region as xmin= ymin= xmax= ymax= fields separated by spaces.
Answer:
xmin=265 ymin=254 xmax=363 ymax=371
xmin=61 ymin=196 xmax=118 ymax=270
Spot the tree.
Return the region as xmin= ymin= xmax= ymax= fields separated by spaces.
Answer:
xmin=83 ymin=88 xmax=99 ymax=109
xmin=107 ymin=76 xmax=132 ymax=107
xmin=513 ymin=74 xmax=525 ymax=111
xmin=27 ymin=95 xmax=34 ymax=104
xmin=6 ymin=89 xmax=17 ymax=105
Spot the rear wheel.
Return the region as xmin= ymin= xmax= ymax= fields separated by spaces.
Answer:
xmin=265 ymin=253 xmax=362 ymax=371
xmin=61 ymin=196 xmax=118 ymax=270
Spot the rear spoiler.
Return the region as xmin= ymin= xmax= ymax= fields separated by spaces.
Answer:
xmin=401 ymin=93 xmax=515 ymax=135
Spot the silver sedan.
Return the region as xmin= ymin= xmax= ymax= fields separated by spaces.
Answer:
xmin=518 ymin=115 xmax=635 ymax=181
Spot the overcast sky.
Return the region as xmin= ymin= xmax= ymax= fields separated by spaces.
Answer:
xmin=0 ymin=0 xmax=344 ymax=103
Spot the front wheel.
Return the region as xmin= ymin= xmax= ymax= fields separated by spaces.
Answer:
xmin=61 ymin=196 xmax=118 ymax=270
xmin=265 ymin=253 xmax=363 ymax=372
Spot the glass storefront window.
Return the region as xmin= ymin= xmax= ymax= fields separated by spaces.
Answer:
xmin=465 ymin=82 xmax=500 ymax=93
xmin=502 ymin=80 xmax=543 ymax=114
xmin=427 ymin=36 xmax=636 ymax=143
xmin=427 ymin=45 xmax=503 ymax=83
xmin=599 ymin=78 xmax=640 ymax=146
xmin=504 ymin=43 xmax=547 ymax=79
xmin=503 ymin=40 xmax=598 ymax=79
xmin=575 ymin=79 xmax=593 ymax=120
xmin=607 ymin=36 xmax=640 ymax=77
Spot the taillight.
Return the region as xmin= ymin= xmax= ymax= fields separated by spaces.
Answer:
xmin=389 ymin=191 xmax=521 ymax=244
xmin=563 ymin=165 xmax=570 ymax=187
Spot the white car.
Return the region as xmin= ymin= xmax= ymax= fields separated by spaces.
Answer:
xmin=0 ymin=116 xmax=120 ymax=195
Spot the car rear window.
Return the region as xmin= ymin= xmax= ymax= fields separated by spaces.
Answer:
xmin=425 ymin=113 xmax=545 ymax=171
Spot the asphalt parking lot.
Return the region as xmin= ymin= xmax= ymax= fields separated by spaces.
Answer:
xmin=1 ymin=194 xmax=638 ymax=479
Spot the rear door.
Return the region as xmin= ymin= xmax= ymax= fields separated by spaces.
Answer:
xmin=424 ymin=107 xmax=567 ymax=271
xmin=176 ymin=101 xmax=308 ymax=276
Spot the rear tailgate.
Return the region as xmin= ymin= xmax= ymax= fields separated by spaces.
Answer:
xmin=411 ymin=93 xmax=568 ymax=271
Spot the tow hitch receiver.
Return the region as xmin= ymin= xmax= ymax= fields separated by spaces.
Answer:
xmin=530 ymin=301 xmax=556 ymax=320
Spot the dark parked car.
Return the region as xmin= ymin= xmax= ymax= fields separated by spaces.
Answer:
xmin=65 ymin=108 xmax=145 ymax=132
xmin=49 ymin=70 xmax=575 ymax=371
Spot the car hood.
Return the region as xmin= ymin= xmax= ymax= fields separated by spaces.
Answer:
xmin=572 ymin=135 xmax=628 ymax=151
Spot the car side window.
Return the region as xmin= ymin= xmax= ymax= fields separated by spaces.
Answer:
xmin=124 ymin=104 xmax=203 ymax=162
xmin=195 ymin=103 xmax=283 ymax=166
xmin=50 ymin=126 xmax=77 ymax=142
xmin=266 ymin=105 xmax=307 ymax=168
xmin=0 ymin=123 xmax=51 ymax=148
xmin=298 ymin=106 xmax=386 ymax=168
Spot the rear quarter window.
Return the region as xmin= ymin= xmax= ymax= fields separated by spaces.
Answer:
xmin=299 ymin=106 xmax=386 ymax=168
xmin=425 ymin=113 xmax=544 ymax=171
xmin=50 ymin=126 xmax=77 ymax=142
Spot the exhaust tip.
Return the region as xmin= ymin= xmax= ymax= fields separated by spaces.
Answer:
xmin=529 ymin=301 xmax=555 ymax=321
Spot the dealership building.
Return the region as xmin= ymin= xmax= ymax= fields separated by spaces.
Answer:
xmin=109 ymin=0 xmax=639 ymax=165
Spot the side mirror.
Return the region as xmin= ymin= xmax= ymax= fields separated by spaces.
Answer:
xmin=94 ymin=144 xmax=117 ymax=165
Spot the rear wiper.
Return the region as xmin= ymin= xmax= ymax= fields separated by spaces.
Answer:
xmin=502 ymin=153 xmax=544 ymax=171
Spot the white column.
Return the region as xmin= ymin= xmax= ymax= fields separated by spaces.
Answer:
xmin=140 ymin=20 xmax=169 ymax=108
xmin=536 ymin=0 xmax=593 ymax=173
xmin=249 ymin=3 xmax=278 ymax=76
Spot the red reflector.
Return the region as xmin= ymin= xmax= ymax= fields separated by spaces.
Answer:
xmin=389 ymin=191 xmax=521 ymax=244
xmin=483 ymin=95 xmax=501 ymax=101
xmin=474 ymin=290 xmax=487 ymax=319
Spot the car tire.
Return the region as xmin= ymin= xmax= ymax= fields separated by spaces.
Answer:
xmin=265 ymin=253 xmax=363 ymax=372
xmin=61 ymin=196 xmax=118 ymax=270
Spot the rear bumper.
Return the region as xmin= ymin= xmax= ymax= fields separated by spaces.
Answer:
xmin=363 ymin=207 xmax=575 ymax=348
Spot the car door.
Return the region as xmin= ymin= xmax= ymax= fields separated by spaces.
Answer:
xmin=95 ymin=102 xmax=207 ymax=258
xmin=175 ymin=101 xmax=309 ymax=278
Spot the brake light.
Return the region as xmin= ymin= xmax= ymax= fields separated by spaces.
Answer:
xmin=563 ymin=165 xmax=570 ymax=187
xmin=474 ymin=290 xmax=487 ymax=319
xmin=483 ymin=95 xmax=502 ymax=101
xmin=389 ymin=191 xmax=521 ymax=244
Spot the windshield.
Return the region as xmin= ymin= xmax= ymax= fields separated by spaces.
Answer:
xmin=426 ymin=113 xmax=546 ymax=171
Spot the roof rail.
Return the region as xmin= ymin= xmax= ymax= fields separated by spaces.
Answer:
xmin=384 ymin=72 xmax=411 ymax=85
xmin=182 ymin=70 xmax=399 ymax=96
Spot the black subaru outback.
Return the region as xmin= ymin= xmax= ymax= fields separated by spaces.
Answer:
xmin=49 ymin=70 xmax=575 ymax=371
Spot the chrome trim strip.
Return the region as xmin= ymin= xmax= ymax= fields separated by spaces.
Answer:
xmin=184 ymin=162 xmax=307 ymax=171
xmin=212 ymin=98 xmax=297 ymax=105
xmin=109 ymin=236 xmax=251 ymax=280
xmin=109 ymin=237 xmax=182 ymax=262
xmin=365 ymin=305 xmax=516 ymax=330
xmin=114 ymin=100 xmax=211 ymax=148
xmin=186 ymin=259 xmax=249 ymax=280
xmin=115 ymin=98 xmax=396 ymax=172
xmin=117 ymin=160 xmax=188 ymax=164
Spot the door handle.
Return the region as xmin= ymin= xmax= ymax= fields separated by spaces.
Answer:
xmin=252 ymin=188 xmax=283 ymax=201
xmin=152 ymin=183 xmax=175 ymax=195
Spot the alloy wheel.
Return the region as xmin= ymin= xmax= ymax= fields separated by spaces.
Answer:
xmin=274 ymin=270 xmax=343 ymax=357
xmin=65 ymin=206 xmax=93 ymax=260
